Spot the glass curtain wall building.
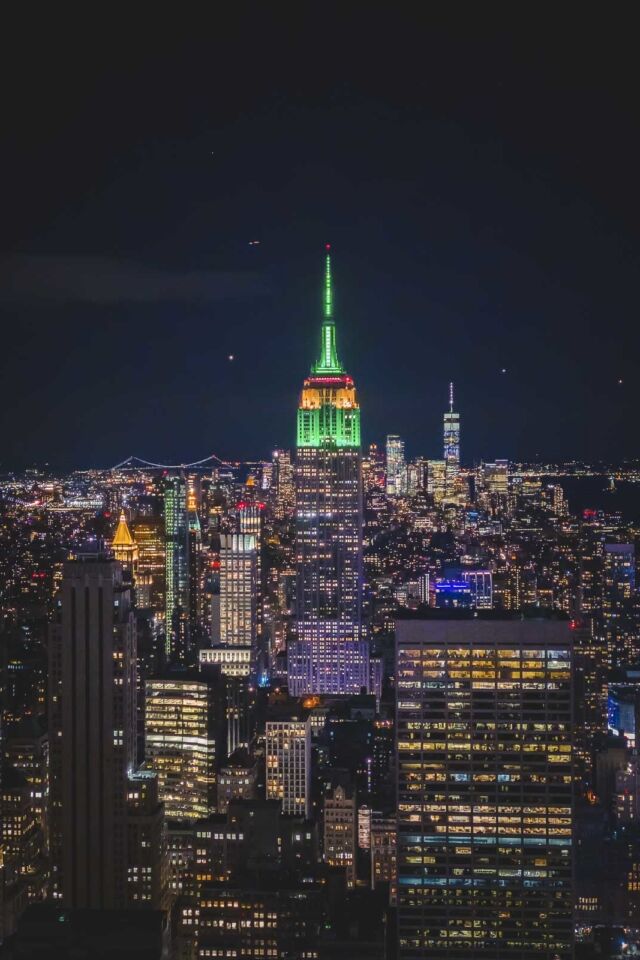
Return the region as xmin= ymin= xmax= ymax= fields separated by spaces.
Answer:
xmin=144 ymin=674 xmax=218 ymax=821
xmin=396 ymin=616 xmax=573 ymax=960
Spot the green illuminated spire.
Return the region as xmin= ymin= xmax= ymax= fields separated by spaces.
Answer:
xmin=312 ymin=245 xmax=344 ymax=374
xmin=324 ymin=249 xmax=333 ymax=319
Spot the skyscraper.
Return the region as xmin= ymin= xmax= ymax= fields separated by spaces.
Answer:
xmin=288 ymin=248 xmax=368 ymax=696
xmin=323 ymin=780 xmax=357 ymax=887
xmin=272 ymin=449 xmax=295 ymax=520
xmin=238 ymin=501 xmax=265 ymax=676
xmin=426 ymin=459 xmax=447 ymax=503
xmin=48 ymin=554 xmax=137 ymax=907
xmin=111 ymin=511 xmax=138 ymax=573
xmin=396 ymin=615 xmax=573 ymax=959
xmin=602 ymin=543 xmax=637 ymax=668
xmin=219 ymin=533 xmax=257 ymax=650
xmin=386 ymin=434 xmax=406 ymax=496
xmin=126 ymin=770 xmax=169 ymax=910
xmin=265 ymin=717 xmax=311 ymax=817
xmin=144 ymin=672 xmax=219 ymax=821
xmin=3 ymin=716 xmax=48 ymax=837
xmin=238 ymin=501 xmax=264 ymax=604
xmin=185 ymin=475 xmax=202 ymax=648
xmin=164 ymin=475 xmax=189 ymax=662
xmin=443 ymin=381 xmax=460 ymax=496
xmin=201 ymin=533 xmax=258 ymax=756
xmin=479 ymin=459 xmax=509 ymax=497
xmin=131 ymin=514 xmax=165 ymax=613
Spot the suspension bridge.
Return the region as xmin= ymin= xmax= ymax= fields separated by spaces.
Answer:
xmin=111 ymin=453 xmax=235 ymax=471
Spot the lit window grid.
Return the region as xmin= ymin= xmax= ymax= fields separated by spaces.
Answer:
xmin=396 ymin=622 xmax=573 ymax=959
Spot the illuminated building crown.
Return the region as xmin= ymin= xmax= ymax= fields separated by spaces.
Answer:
xmin=112 ymin=511 xmax=134 ymax=548
xmin=112 ymin=511 xmax=138 ymax=566
xmin=311 ymin=248 xmax=344 ymax=375
xmin=297 ymin=248 xmax=360 ymax=449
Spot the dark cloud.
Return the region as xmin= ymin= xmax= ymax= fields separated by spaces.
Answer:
xmin=0 ymin=256 xmax=268 ymax=305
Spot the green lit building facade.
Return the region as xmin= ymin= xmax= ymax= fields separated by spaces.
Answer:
xmin=288 ymin=249 xmax=369 ymax=695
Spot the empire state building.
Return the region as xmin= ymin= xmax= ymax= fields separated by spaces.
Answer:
xmin=288 ymin=248 xmax=369 ymax=695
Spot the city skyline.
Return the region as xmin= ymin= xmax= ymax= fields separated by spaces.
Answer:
xmin=1 ymin=14 xmax=639 ymax=469
xmin=1 ymin=12 xmax=639 ymax=960
xmin=0 ymin=243 xmax=636 ymax=469
xmin=0 ymin=238 xmax=637 ymax=472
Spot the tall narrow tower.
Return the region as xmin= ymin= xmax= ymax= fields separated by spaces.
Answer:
xmin=48 ymin=554 xmax=136 ymax=907
xmin=288 ymin=247 xmax=368 ymax=695
xmin=164 ymin=474 xmax=189 ymax=662
xmin=49 ymin=554 xmax=168 ymax=911
xmin=187 ymin=482 xmax=202 ymax=649
xmin=443 ymin=381 xmax=460 ymax=496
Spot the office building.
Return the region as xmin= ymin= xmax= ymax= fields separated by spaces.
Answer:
xmin=602 ymin=543 xmax=637 ymax=668
xmin=219 ymin=533 xmax=257 ymax=649
xmin=461 ymin=569 xmax=493 ymax=609
xmin=197 ymin=880 xmax=323 ymax=959
xmin=238 ymin=501 xmax=264 ymax=586
xmin=443 ymin=381 xmax=460 ymax=496
xmin=213 ymin=532 xmax=258 ymax=755
xmin=192 ymin=798 xmax=316 ymax=882
xmin=0 ymin=764 xmax=47 ymax=918
xmin=323 ymin=780 xmax=356 ymax=887
xmin=198 ymin=646 xmax=252 ymax=678
xmin=187 ymin=491 xmax=202 ymax=648
xmin=386 ymin=434 xmax=406 ymax=496
xmin=370 ymin=813 xmax=397 ymax=901
xmin=199 ymin=648 xmax=255 ymax=757
xmin=480 ymin=459 xmax=509 ymax=497
xmin=572 ymin=618 xmax=606 ymax=785
xmin=126 ymin=770 xmax=169 ymax=910
xmin=289 ymin=249 xmax=368 ymax=695
xmin=365 ymin=441 xmax=386 ymax=491
xmin=145 ymin=672 xmax=219 ymax=821
xmin=3 ymin=716 xmax=48 ymax=835
xmin=434 ymin=579 xmax=473 ymax=608
xmin=396 ymin=615 xmax=573 ymax=959
xmin=266 ymin=717 xmax=311 ymax=817
xmin=426 ymin=459 xmax=447 ymax=503
xmin=131 ymin=515 xmax=165 ymax=613
xmin=272 ymin=448 xmax=295 ymax=520
xmin=217 ymin=748 xmax=258 ymax=813
xmin=48 ymin=555 xmax=137 ymax=908
xmin=164 ymin=475 xmax=190 ymax=662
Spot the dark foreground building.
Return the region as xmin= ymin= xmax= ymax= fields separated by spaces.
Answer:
xmin=396 ymin=613 xmax=573 ymax=959
xmin=2 ymin=903 xmax=169 ymax=959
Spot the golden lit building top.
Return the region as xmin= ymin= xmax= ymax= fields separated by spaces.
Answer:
xmin=112 ymin=511 xmax=138 ymax=567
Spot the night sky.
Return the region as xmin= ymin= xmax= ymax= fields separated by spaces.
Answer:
xmin=1 ymin=10 xmax=638 ymax=469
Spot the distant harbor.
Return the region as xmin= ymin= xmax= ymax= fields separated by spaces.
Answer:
xmin=550 ymin=476 xmax=640 ymax=522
